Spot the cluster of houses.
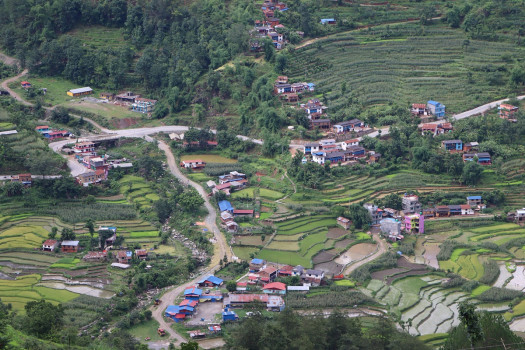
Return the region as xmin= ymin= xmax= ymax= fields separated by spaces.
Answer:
xmin=218 ymin=199 xmax=254 ymax=233
xmin=251 ymin=0 xmax=290 ymax=51
xmin=165 ymin=276 xmax=225 ymax=323
xmin=42 ymin=239 xmax=80 ymax=253
xmin=336 ymin=194 xmax=488 ymax=241
xmin=273 ymin=76 xmax=315 ymax=103
xmin=302 ymin=138 xmax=381 ymax=166
xmin=498 ymin=103 xmax=519 ymax=122
xmin=99 ymin=91 xmax=158 ymax=113
xmin=420 ymin=122 xmax=453 ymax=136
xmin=509 ymin=208 xmax=525 ymax=223
xmin=35 ymin=125 xmax=70 ymax=140
xmin=207 ymin=171 xmax=248 ymax=197
xmin=411 ymin=100 xmax=446 ymax=118
xmin=442 ymin=139 xmax=491 ymax=165
xmin=247 ymin=259 xmax=325 ymax=286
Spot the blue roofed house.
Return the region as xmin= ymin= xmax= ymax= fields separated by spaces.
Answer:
xmin=165 ymin=305 xmax=187 ymax=322
xmin=222 ymin=309 xmax=239 ymax=322
xmin=427 ymin=100 xmax=446 ymax=118
xmin=184 ymin=286 xmax=203 ymax=300
xmin=198 ymin=275 xmax=224 ymax=287
xmin=332 ymin=119 xmax=363 ymax=133
xmin=218 ymin=200 xmax=234 ymax=213
xmin=250 ymin=258 xmax=265 ymax=272
xmin=442 ymin=140 xmax=463 ymax=152
xmin=467 ymin=196 xmax=482 ymax=206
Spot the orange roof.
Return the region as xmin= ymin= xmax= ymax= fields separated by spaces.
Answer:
xmin=460 ymin=204 xmax=472 ymax=209
xmin=412 ymin=103 xmax=426 ymax=109
xmin=500 ymin=104 xmax=518 ymax=110
xmin=43 ymin=239 xmax=57 ymax=246
xmin=35 ymin=125 xmax=49 ymax=130
xmin=421 ymin=123 xmax=437 ymax=130
xmin=263 ymin=282 xmax=286 ymax=290
xmin=345 ymin=139 xmax=359 ymax=143
xmin=183 ymin=159 xmax=204 ymax=163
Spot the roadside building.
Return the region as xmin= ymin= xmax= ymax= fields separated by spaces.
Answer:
xmin=67 ymin=87 xmax=93 ymax=97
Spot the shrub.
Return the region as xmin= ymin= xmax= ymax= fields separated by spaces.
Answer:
xmin=437 ymin=240 xmax=468 ymax=261
xmin=351 ymin=252 xmax=399 ymax=283
xmin=479 ymin=260 xmax=500 ymax=285
xmin=477 ymin=287 xmax=522 ymax=302
xmin=286 ymin=290 xmax=372 ymax=308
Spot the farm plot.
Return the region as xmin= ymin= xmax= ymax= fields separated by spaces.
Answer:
xmin=118 ymin=175 xmax=159 ymax=210
xmin=335 ymin=243 xmax=376 ymax=265
xmin=0 ymin=224 xmax=49 ymax=249
xmin=439 ymin=254 xmax=484 ymax=281
xmin=232 ymin=187 xmax=284 ymax=200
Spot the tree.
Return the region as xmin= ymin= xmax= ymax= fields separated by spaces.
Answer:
xmin=458 ymin=301 xmax=484 ymax=348
xmin=226 ymin=280 xmax=237 ymax=293
xmin=3 ymin=182 xmax=24 ymax=197
xmin=24 ymin=300 xmax=64 ymax=338
xmin=99 ymin=228 xmax=114 ymax=250
xmin=348 ymin=204 xmax=371 ymax=229
xmin=177 ymin=189 xmax=204 ymax=212
xmin=85 ymin=219 xmax=95 ymax=237
xmin=180 ymin=341 xmax=199 ymax=350
xmin=0 ymin=300 xmax=11 ymax=349
xmin=275 ymin=54 xmax=287 ymax=73
xmin=61 ymin=228 xmax=76 ymax=241
xmin=382 ymin=193 xmax=402 ymax=210
xmin=49 ymin=227 xmax=58 ymax=239
xmin=461 ymin=161 xmax=483 ymax=185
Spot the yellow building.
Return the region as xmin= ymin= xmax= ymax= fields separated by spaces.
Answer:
xmin=67 ymin=87 xmax=93 ymax=97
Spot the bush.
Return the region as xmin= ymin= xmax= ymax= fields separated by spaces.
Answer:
xmin=437 ymin=240 xmax=468 ymax=261
xmin=351 ymin=252 xmax=398 ymax=283
xmin=479 ymin=260 xmax=500 ymax=285
xmin=461 ymin=280 xmax=479 ymax=292
xmin=477 ymin=287 xmax=522 ymax=302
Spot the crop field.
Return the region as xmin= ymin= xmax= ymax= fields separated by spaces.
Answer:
xmin=118 ymin=175 xmax=159 ymax=210
xmin=0 ymin=224 xmax=49 ymax=249
xmin=232 ymin=246 xmax=260 ymax=260
xmin=66 ymin=25 xmax=127 ymax=50
xmin=232 ymin=187 xmax=284 ymax=200
xmin=439 ymin=254 xmax=484 ymax=281
xmin=0 ymin=274 xmax=78 ymax=312
xmin=288 ymin=24 xmax=525 ymax=116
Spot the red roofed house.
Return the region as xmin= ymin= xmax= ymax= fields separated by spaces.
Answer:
xmin=263 ymin=282 xmax=287 ymax=295
xmin=421 ymin=123 xmax=437 ymax=135
xmin=236 ymin=282 xmax=248 ymax=292
xmin=135 ymin=249 xmax=148 ymax=260
xmin=233 ymin=209 xmax=254 ymax=217
xmin=21 ymin=81 xmax=31 ymax=89
xmin=411 ymin=103 xmax=427 ymax=115
xmin=48 ymin=130 xmax=69 ymax=140
xmin=461 ymin=204 xmax=474 ymax=215
xmin=180 ymin=159 xmax=206 ymax=169
xmin=116 ymin=251 xmax=132 ymax=264
xmin=11 ymin=173 xmax=32 ymax=187
xmin=278 ymin=265 xmax=293 ymax=276
xmin=42 ymin=239 xmax=58 ymax=252
xmin=228 ymin=294 xmax=269 ymax=307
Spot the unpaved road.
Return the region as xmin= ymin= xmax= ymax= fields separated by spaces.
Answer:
xmin=1 ymin=69 xmax=30 ymax=106
xmin=344 ymin=233 xmax=387 ymax=275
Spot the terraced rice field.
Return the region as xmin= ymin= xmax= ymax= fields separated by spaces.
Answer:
xmin=439 ymin=254 xmax=484 ymax=281
xmin=232 ymin=187 xmax=284 ymax=200
xmin=364 ymin=275 xmax=470 ymax=336
xmin=0 ymin=274 xmax=79 ymax=312
xmin=118 ymin=175 xmax=160 ymax=210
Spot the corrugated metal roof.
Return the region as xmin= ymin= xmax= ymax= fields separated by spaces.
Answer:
xmin=69 ymin=87 xmax=93 ymax=94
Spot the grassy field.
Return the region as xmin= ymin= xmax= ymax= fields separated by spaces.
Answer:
xmin=180 ymin=154 xmax=237 ymax=163
xmin=232 ymin=187 xmax=284 ymax=200
xmin=63 ymin=100 xmax=140 ymax=119
xmin=288 ymin=23 xmax=525 ymax=117
xmin=9 ymin=75 xmax=87 ymax=106
xmin=66 ymin=26 xmax=128 ymax=50
xmin=129 ymin=319 xmax=164 ymax=342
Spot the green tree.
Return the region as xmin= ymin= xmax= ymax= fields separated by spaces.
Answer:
xmin=49 ymin=227 xmax=58 ymax=239
xmin=98 ymin=228 xmax=113 ymax=250
xmin=177 ymin=189 xmax=204 ymax=212
xmin=226 ymin=280 xmax=237 ymax=293
xmin=85 ymin=219 xmax=95 ymax=237
xmin=461 ymin=161 xmax=483 ymax=185
xmin=348 ymin=204 xmax=371 ymax=229
xmin=61 ymin=228 xmax=76 ymax=241
xmin=180 ymin=341 xmax=199 ymax=350
xmin=0 ymin=300 xmax=11 ymax=349
xmin=382 ymin=193 xmax=402 ymax=210
xmin=275 ymin=54 xmax=287 ymax=73
xmin=24 ymin=300 xmax=64 ymax=338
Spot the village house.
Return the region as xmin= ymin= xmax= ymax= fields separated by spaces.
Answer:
xmin=116 ymin=251 xmax=132 ymax=264
xmin=310 ymin=118 xmax=331 ymax=130
xmin=278 ymin=265 xmax=293 ymax=277
xmin=218 ymin=200 xmax=234 ymax=214
xmin=21 ymin=81 xmax=32 ymax=89
xmin=228 ymin=294 xmax=269 ymax=308
xmin=115 ymin=91 xmax=141 ymax=103
xmin=427 ymin=100 xmax=446 ymax=118
xmin=442 ymin=139 xmax=463 ymax=152
xmin=100 ymin=92 xmax=114 ymax=100
xmin=225 ymin=221 xmax=239 ymax=233
xmin=463 ymin=152 xmax=491 ymax=165
xmin=132 ymin=98 xmax=157 ymax=113
xmin=337 ymin=216 xmax=351 ymax=230
xmin=404 ymin=214 xmax=424 ymax=234
xmin=236 ymin=282 xmax=248 ymax=292
xmin=35 ymin=125 xmax=50 ymax=134
xmin=344 ymin=145 xmax=366 ymax=160
xmin=341 ymin=139 xmax=359 ymax=150
xmin=402 ymin=194 xmax=422 ymax=214
xmin=292 ymin=265 xmax=304 ymax=277
xmin=47 ymin=130 xmax=69 ymax=140
xmin=198 ymin=275 xmax=224 ymax=288
xmin=467 ymin=196 xmax=482 ymax=206
xmin=420 ymin=123 xmax=453 ymax=136
xmin=135 ymin=249 xmax=148 ymax=260
xmin=180 ymin=159 xmax=206 ymax=169
xmin=76 ymin=169 xmax=106 ymax=187
xmin=67 ymin=87 xmax=93 ymax=97
xmin=212 ymin=180 xmax=232 ymax=196
xmin=42 ymin=239 xmax=59 ymax=252
xmin=274 ymin=83 xmax=291 ymax=94
xmin=411 ymin=103 xmax=427 ymax=116
xmin=463 ymin=142 xmax=479 ymax=152
xmin=303 ymin=142 xmax=320 ymax=155
xmin=258 ymin=266 xmax=278 ymax=283
xmin=267 ymin=295 xmax=286 ymax=311
xmin=449 ymin=205 xmax=462 ymax=216
xmin=262 ymin=282 xmax=286 ymax=295
xmin=11 ymin=173 xmax=32 ymax=187
xmin=83 ymin=251 xmax=107 ymax=262
xmin=380 ymin=218 xmax=402 ymax=236
xmin=74 ymin=142 xmax=96 ymax=154
xmin=218 ymin=171 xmax=247 ymax=184
xmin=498 ymin=104 xmax=518 ymax=122
xmin=61 ymin=240 xmax=79 ymax=253
xmin=422 ymin=207 xmax=436 ymax=218
xmin=304 ymin=269 xmax=324 ymax=285
xmin=435 ymin=205 xmax=450 ymax=217
xmin=275 ymin=76 xmax=288 ymax=84
xmin=233 ymin=209 xmax=254 ymax=217
xmin=304 ymin=99 xmax=326 ymax=116
xmin=249 ymin=258 xmax=265 ymax=272
xmin=368 ymin=152 xmax=382 ymax=164
xmin=320 ymin=18 xmax=336 ymax=24
xmin=461 ymin=204 xmax=475 ymax=215
xmin=364 ymin=203 xmax=382 ymax=225
xmin=332 ymin=119 xmax=363 ymax=133
xmin=285 ymin=93 xmax=299 ymax=102
xmin=515 ymin=208 xmax=525 ymax=223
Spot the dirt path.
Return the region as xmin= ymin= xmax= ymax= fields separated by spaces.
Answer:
xmin=343 ymin=233 xmax=387 ymax=275
xmin=0 ymin=52 xmax=19 ymax=66
xmin=146 ymin=141 xmax=231 ymax=347
xmin=1 ymin=69 xmax=31 ymax=106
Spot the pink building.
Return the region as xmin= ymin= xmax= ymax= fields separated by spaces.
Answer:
xmin=404 ymin=214 xmax=424 ymax=234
